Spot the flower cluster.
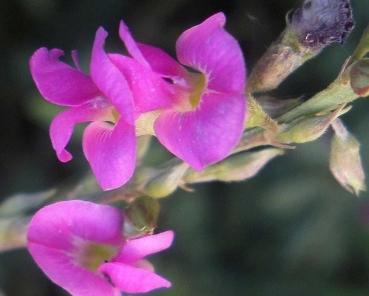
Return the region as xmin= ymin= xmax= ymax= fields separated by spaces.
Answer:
xmin=28 ymin=12 xmax=248 ymax=296
xmin=30 ymin=12 xmax=247 ymax=191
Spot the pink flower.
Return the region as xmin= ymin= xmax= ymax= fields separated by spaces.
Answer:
xmin=30 ymin=29 xmax=138 ymax=191
xmin=27 ymin=200 xmax=174 ymax=296
xmin=112 ymin=12 xmax=247 ymax=170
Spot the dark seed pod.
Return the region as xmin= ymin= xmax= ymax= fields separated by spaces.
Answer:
xmin=288 ymin=0 xmax=354 ymax=48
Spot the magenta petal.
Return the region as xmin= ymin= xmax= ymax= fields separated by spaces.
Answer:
xmin=27 ymin=201 xmax=123 ymax=295
xmin=50 ymin=100 xmax=113 ymax=162
xmin=30 ymin=48 xmax=100 ymax=106
xmin=176 ymin=12 xmax=246 ymax=94
xmin=114 ymin=231 xmax=174 ymax=263
xmin=137 ymin=43 xmax=188 ymax=81
xmin=28 ymin=243 xmax=118 ymax=296
xmin=118 ymin=20 xmax=150 ymax=68
xmin=99 ymin=262 xmax=171 ymax=294
xmin=155 ymin=93 xmax=246 ymax=170
xmin=109 ymin=54 xmax=176 ymax=112
xmin=91 ymin=27 xmax=134 ymax=123
xmin=27 ymin=200 xmax=123 ymax=250
xmin=83 ymin=119 xmax=136 ymax=191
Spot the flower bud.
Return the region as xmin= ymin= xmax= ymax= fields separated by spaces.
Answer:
xmin=330 ymin=119 xmax=366 ymax=196
xmin=140 ymin=161 xmax=189 ymax=199
xmin=276 ymin=106 xmax=347 ymax=144
xmin=184 ymin=148 xmax=284 ymax=183
xmin=124 ymin=196 xmax=160 ymax=237
xmin=248 ymin=0 xmax=354 ymax=93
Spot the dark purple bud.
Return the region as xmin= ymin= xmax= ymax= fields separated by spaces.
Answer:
xmin=288 ymin=0 xmax=354 ymax=48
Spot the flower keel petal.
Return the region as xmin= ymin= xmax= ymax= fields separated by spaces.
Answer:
xmin=99 ymin=262 xmax=171 ymax=294
xmin=114 ymin=231 xmax=174 ymax=263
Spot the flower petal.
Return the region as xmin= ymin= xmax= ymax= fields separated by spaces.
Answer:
xmin=155 ymin=93 xmax=246 ymax=170
xmin=27 ymin=200 xmax=124 ymax=250
xmin=99 ymin=262 xmax=171 ymax=294
xmin=30 ymin=48 xmax=99 ymax=106
xmin=27 ymin=201 xmax=123 ymax=295
xmin=83 ymin=119 xmax=136 ymax=191
xmin=118 ymin=20 xmax=150 ymax=68
xmin=114 ymin=231 xmax=174 ymax=263
xmin=28 ymin=243 xmax=118 ymax=296
xmin=109 ymin=54 xmax=176 ymax=112
xmin=176 ymin=12 xmax=246 ymax=94
xmin=50 ymin=100 xmax=113 ymax=162
xmin=91 ymin=27 xmax=134 ymax=123
xmin=137 ymin=43 xmax=188 ymax=81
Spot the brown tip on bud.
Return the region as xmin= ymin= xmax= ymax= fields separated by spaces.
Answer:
xmin=330 ymin=119 xmax=366 ymax=196
xmin=124 ymin=196 xmax=160 ymax=237
xmin=350 ymin=59 xmax=369 ymax=97
xmin=288 ymin=0 xmax=354 ymax=49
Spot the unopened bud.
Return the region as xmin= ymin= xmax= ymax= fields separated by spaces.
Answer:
xmin=330 ymin=119 xmax=366 ymax=196
xmin=124 ymin=196 xmax=160 ymax=237
xmin=276 ymin=106 xmax=347 ymax=144
xmin=248 ymin=0 xmax=354 ymax=93
xmin=184 ymin=148 xmax=284 ymax=183
xmin=140 ymin=160 xmax=189 ymax=199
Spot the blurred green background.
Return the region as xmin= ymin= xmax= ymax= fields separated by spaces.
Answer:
xmin=1 ymin=0 xmax=369 ymax=295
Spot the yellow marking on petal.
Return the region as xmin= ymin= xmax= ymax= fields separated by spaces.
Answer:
xmin=188 ymin=73 xmax=206 ymax=108
xmin=112 ymin=109 xmax=120 ymax=122
xmin=77 ymin=242 xmax=119 ymax=272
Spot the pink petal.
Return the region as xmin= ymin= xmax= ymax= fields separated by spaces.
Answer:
xmin=99 ymin=262 xmax=171 ymax=294
xmin=27 ymin=200 xmax=124 ymax=250
xmin=176 ymin=12 xmax=246 ymax=94
xmin=30 ymin=48 xmax=100 ymax=106
xmin=109 ymin=54 xmax=176 ymax=112
xmin=27 ymin=201 xmax=123 ymax=295
xmin=114 ymin=231 xmax=174 ymax=263
xmin=91 ymin=27 xmax=134 ymax=124
xmin=83 ymin=119 xmax=136 ymax=191
xmin=137 ymin=43 xmax=188 ymax=81
xmin=28 ymin=243 xmax=118 ymax=296
xmin=50 ymin=99 xmax=113 ymax=162
xmin=118 ymin=20 xmax=150 ymax=68
xmin=155 ymin=93 xmax=246 ymax=170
